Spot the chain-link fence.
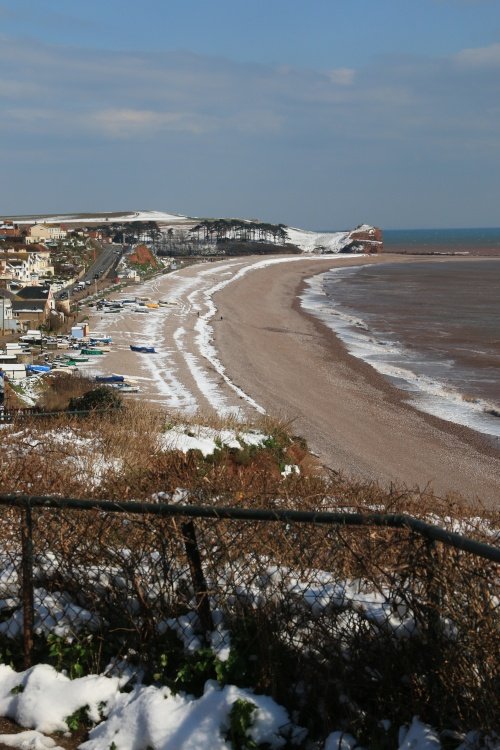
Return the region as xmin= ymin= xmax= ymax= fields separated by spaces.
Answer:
xmin=0 ymin=494 xmax=498 ymax=740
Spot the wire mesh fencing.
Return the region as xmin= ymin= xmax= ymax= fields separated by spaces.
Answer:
xmin=0 ymin=495 xmax=498 ymax=740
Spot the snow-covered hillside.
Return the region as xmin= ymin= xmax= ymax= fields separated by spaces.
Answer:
xmin=287 ymin=223 xmax=381 ymax=253
xmin=12 ymin=210 xmax=191 ymax=226
xmin=6 ymin=210 xmax=380 ymax=253
xmin=286 ymin=226 xmax=352 ymax=253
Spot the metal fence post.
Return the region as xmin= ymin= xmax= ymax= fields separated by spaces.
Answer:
xmin=181 ymin=520 xmax=213 ymax=637
xmin=20 ymin=505 xmax=35 ymax=668
xmin=425 ymin=539 xmax=443 ymax=723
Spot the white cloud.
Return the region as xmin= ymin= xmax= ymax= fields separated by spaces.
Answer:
xmin=89 ymin=108 xmax=209 ymax=137
xmin=1 ymin=36 xmax=499 ymax=157
xmin=326 ymin=68 xmax=355 ymax=86
xmin=453 ymin=42 xmax=500 ymax=67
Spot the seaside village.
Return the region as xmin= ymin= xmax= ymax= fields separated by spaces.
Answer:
xmin=0 ymin=218 xmax=176 ymax=408
xmin=0 ymin=216 xmax=498 ymax=750
xmin=0 ymin=216 xmax=382 ymax=410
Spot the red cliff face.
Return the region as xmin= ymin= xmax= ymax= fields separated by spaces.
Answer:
xmin=348 ymin=226 xmax=383 ymax=254
xmin=128 ymin=244 xmax=160 ymax=268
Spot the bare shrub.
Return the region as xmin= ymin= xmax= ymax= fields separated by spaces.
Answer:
xmin=37 ymin=372 xmax=97 ymax=411
xmin=0 ymin=406 xmax=498 ymax=741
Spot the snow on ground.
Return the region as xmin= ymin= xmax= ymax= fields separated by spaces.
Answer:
xmin=14 ymin=210 xmax=192 ymax=226
xmin=0 ymin=259 xmax=495 ymax=749
xmin=2 ymin=423 xmax=275 ymax=485
xmin=4 ymin=427 xmax=122 ymax=488
xmin=0 ymin=666 xmax=302 ymax=750
xmin=323 ymin=718 xmax=443 ymax=750
xmin=0 ymin=662 xmax=465 ymax=750
xmin=0 ymin=587 xmax=99 ymax=640
xmin=87 ymin=254 xmax=363 ymax=416
xmin=158 ymin=425 xmax=267 ymax=457
xmin=0 ymin=474 xmax=495 ymax=748
xmin=8 ymin=374 xmax=42 ymax=407
xmin=12 ymin=210 xmax=372 ymax=255
xmin=285 ymin=227 xmax=352 ymax=253
xmin=0 ymin=729 xmax=61 ymax=749
xmin=190 ymin=255 xmax=358 ymax=415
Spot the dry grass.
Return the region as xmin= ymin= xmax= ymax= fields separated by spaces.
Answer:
xmin=0 ymin=403 xmax=498 ymax=741
xmin=36 ymin=372 xmax=99 ymax=411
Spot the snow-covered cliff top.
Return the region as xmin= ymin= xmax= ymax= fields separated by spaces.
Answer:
xmin=7 ymin=210 xmax=379 ymax=253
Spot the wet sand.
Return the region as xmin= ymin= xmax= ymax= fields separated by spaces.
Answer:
xmin=212 ymin=255 xmax=500 ymax=507
xmin=87 ymin=254 xmax=500 ymax=508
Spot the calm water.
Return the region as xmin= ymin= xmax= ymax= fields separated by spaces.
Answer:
xmin=301 ymin=257 xmax=500 ymax=438
xmin=383 ymin=227 xmax=500 ymax=254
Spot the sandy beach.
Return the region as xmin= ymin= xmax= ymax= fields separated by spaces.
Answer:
xmin=87 ymin=254 xmax=500 ymax=508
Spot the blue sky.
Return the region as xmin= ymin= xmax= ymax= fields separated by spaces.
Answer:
xmin=1 ymin=0 xmax=500 ymax=229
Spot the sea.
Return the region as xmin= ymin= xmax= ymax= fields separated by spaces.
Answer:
xmin=301 ymin=228 xmax=500 ymax=439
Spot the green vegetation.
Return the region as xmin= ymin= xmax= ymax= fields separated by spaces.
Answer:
xmin=226 ymin=699 xmax=258 ymax=750
xmin=190 ymin=218 xmax=289 ymax=245
xmin=68 ymin=385 xmax=123 ymax=412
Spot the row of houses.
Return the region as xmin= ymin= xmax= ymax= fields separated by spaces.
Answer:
xmin=0 ymin=226 xmax=55 ymax=332
xmin=0 ymin=245 xmax=54 ymax=285
xmin=1 ymin=224 xmax=62 ymax=335
xmin=1 ymin=221 xmax=109 ymax=244
xmin=0 ymin=221 xmax=110 ymax=336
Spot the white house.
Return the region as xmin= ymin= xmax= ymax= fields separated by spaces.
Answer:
xmin=0 ymin=248 xmax=54 ymax=285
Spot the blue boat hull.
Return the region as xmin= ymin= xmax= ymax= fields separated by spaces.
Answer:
xmin=130 ymin=345 xmax=156 ymax=353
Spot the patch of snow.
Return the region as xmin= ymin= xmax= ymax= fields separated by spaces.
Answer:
xmin=398 ymin=717 xmax=441 ymax=749
xmin=286 ymin=227 xmax=352 ymax=254
xmin=158 ymin=425 xmax=267 ymax=457
xmin=0 ymin=661 xmax=307 ymax=750
xmin=324 ymin=730 xmax=361 ymax=750
xmin=0 ymin=730 xmax=63 ymax=750
xmin=0 ymin=664 xmax=121 ymax=735
xmin=81 ymin=679 xmax=299 ymax=750
xmin=159 ymin=612 xmax=203 ymax=654
xmin=323 ymin=717 xmax=442 ymax=750
xmin=15 ymin=210 xmax=191 ymax=226
xmin=0 ymin=588 xmax=99 ymax=640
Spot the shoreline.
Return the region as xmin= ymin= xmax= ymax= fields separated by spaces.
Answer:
xmin=86 ymin=252 xmax=500 ymax=507
xmin=211 ymin=254 xmax=500 ymax=506
xmin=294 ymin=273 xmax=500 ymax=460
xmin=297 ymin=259 xmax=500 ymax=448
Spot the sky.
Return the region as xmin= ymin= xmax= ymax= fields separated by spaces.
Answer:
xmin=1 ymin=0 xmax=500 ymax=230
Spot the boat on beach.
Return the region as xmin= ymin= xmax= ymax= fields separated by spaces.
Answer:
xmin=130 ymin=345 xmax=156 ymax=353
xmin=95 ymin=374 xmax=125 ymax=383
xmin=89 ymin=337 xmax=113 ymax=345
xmin=26 ymin=364 xmax=51 ymax=373
xmin=110 ymin=383 xmax=141 ymax=393
xmin=80 ymin=348 xmax=104 ymax=355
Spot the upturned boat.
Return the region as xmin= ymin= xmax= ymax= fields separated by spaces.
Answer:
xmin=95 ymin=374 xmax=125 ymax=383
xmin=130 ymin=345 xmax=156 ymax=353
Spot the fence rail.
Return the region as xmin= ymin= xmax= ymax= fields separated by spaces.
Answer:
xmin=0 ymin=492 xmax=498 ymax=736
xmin=0 ymin=407 xmax=115 ymax=422
xmin=1 ymin=493 xmax=499 ymax=562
